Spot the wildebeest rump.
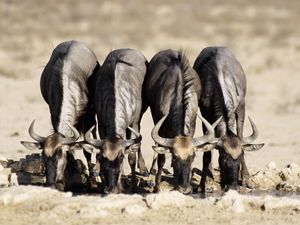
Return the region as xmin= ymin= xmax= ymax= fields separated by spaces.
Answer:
xmin=84 ymin=48 xmax=148 ymax=194
xmin=143 ymin=49 xmax=218 ymax=194
xmin=21 ymin=40 xmax=99 ymax=191
xmin=193 ymin=46 xmax=264 ymax=191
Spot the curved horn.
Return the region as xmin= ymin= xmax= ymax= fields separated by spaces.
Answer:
xmin=29 ymin=120 xmax=46 ymax=143
xmin=123 ymin=127 xmax=142 ymax=148
xmin=61 ymin=121 xmax=80 ymax=145
xmin=208 ymin=116 xmax=223 ymax=144
xmin=192 ymin=114 xmax=217 ymax=147
xmin=243 ymin=116 xmax=259 ymax=144
xmin=84 ymin=125 xmax=103 ymax=147
xmin=151 ymin=114 xmax=174 ymax=148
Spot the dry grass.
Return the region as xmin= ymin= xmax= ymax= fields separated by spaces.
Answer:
xmin=0 ymin=0 xmax=300 ymax=167
xmin=1 ymin=0 xmax=300 ymax=79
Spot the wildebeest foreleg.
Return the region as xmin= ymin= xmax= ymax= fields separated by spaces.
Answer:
xmin=149 ymin=151 xmax=158 ymax=175
xmin=128 ymin=151 xmax=137 ymax=193
xmin=82 ymin=114 xmax=98 ymax=189
xmin=137 ymin=148 xmax=148 ymax=176
xmin=154 ymin=154 xmax=165 ymax=193
xmin=235 ymin=101 xmax=251 ymax=187
xmin=199 ymin=151 xmax=213 ymax=192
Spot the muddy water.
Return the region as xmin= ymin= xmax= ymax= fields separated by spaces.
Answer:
xmin=193 ymin=190 xmax=300 ymax=200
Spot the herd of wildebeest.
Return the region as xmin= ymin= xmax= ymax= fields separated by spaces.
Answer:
xmin=20 ymin=40 xmax=264 ymax=194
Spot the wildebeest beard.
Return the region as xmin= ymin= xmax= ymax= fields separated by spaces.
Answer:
xmin=42 ymin=148 xmax=67 ymax=191
xmin=99 ymin=153 xmax=124 ymax=194
xmin=172 ymin=155 xmax=194 ymax=194
xmin=218 ymin=149 xmax=241 ymax=190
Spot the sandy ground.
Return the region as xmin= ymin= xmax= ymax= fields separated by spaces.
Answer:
xmin=0 ymin=186 xmax=300 ymax=225
xmin=1 ymin=0 xmax=300 ymax=224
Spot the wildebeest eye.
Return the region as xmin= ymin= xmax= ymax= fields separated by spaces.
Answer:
xmin=41 ymin=151 xmax=47 ymax=163
xmin=118 ymin=154 xmax=124 ymax=161
xmin=54 ymin=148 xmax=63 ymax=159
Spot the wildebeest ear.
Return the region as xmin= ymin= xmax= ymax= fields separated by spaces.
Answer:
xmin=243 ymin=143 xmax=264 ymax=151
xmin=20 ymin=141 xmax=42 ymax=151
xmin=195 ymin=143 xmax=216 ymax=152
xmin=124 ymin=144 xmax=139 ymax=155
xmin=80 ymin=143 xmax=100 ymax=154
xmin=152 ymin=146 xmax=170 ymax=154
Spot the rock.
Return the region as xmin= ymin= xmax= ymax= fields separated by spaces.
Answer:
xmin=0 ymin=186 xmax=72 ymax=206
xmin=261 ymin=195 xmax=300 ymax=210
xmin=16 ymin=172 xmax=45 ymax=185
xmin=0 ymin=155 xmax=8 ymax=162
xmin=0 ymin=168 xmax=11 ymax=187
xmin=10 ymin=154 xmax=44 ymax=174
xmin=287 ymin=163 xmax=300 ymax=170
xmin=10 ymin=173 xmax=19 ymax=186
xmin=0 ymin=174 xmax=10 ymax=187
xmin=0 ymin=156 xmax=12 ymax=168
xmin=215 ymin=190 xmax=245 ymax=213
xmin=145 ymin=191 xmax=193 ymax=209
xmin=250 ymin=169 xmax=281 ymax=190
xmin=79 ymin=207 xmax=108 ymax=218
xmin=267 ymin=161 xmax=277 ymax=170
xmin=23 ymin=154 xmax=44 ymax=174
xmin=279 ymin=168 xmax=292 ymax=181
xmin=9 ymin=161 xmax=22 ymax=172
xmin=122 ymin=204 xmax=146 ymax=215
xmin=276 ymin=182 xmax=300 ymax=192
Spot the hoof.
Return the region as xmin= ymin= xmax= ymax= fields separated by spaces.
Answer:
xmin=242 ymin=177 xmax=254 ymax=189
xmin=138 ymin=169 xmax=149 ymax=177
xmin=153 ymin=186 xmax=160 ymax=193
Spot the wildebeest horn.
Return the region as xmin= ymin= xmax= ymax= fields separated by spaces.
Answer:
xmin=192 ymin=115 xmax=218 ymax=146
xmin=84 ymin=126 xmax=104 ymax=147
xmin=242 ymin=116 xmax=258 ymax=144
xmin=207 ymin=116 xmax=223 ymax=144
xmin=151 ymin=114 xmax=174 ymax=148
xmin=61 ymin=121 xmax=80 ymax=145
xmin=123 ymin=127 xmax=142 ymax=148
xmin=28 ymin=120 xmax=46 ymax=143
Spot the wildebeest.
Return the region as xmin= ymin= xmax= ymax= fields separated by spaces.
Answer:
xmin=84 ymin=48 xmax=148 ymax=194
xmin=193 ymin=46 xmax=264 ymax=191
xmin=143 ymin=49 xmax=219 ymax=194
xmin=21 ymin=40 xmax=99 ymax=191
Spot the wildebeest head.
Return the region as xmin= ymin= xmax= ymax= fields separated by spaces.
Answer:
xmin=84 ymin=126 xmax=141 ymax=194
xmin=151 ymin=114 xmax=220 ymax=194
xmin=214 ymin=117 xmax=264 ymax=190
xmin=21 ymin=120 xmax=80 ymax=191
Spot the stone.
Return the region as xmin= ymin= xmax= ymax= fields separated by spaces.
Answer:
xmin=250 ymin=169 xmax=281 ymax=190
xmin=145 ymin=191 xmax=193 ymax=209
xmin=122 ymin=204 xmax=146 ymax=215
xmin=0 ymin=168 xmax=11 ymax=187
xmin=15 ymin=172 xmax=45 ymax=185
xmin=0 ymin=156 xmax=12 ymax=168
xmin=0 ymin=174 xmax=10 ymax=187
xmin=279 ymin=168 xmax=292 ymax=181
xmin=10 ymin=173 xmax=19 ymax=186
xmin=215 ymin=190 xmax=245 ymax=213
xmin=267 ymin=161 xmax=277 ymax=170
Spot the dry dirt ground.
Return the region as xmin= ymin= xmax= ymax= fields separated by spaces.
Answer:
xmin=0 ymin=0 xmax=300 ymax=224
